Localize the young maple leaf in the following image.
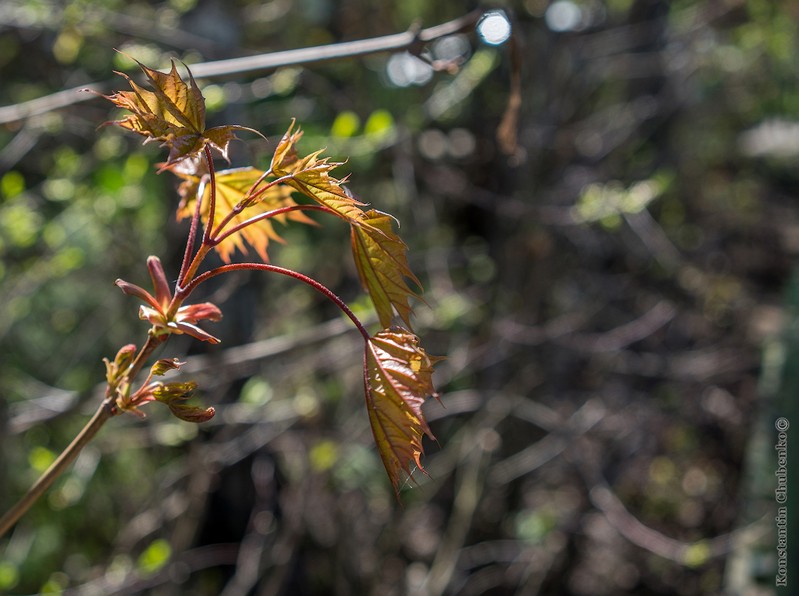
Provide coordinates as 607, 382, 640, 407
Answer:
270, 118, 303, 177
101, 57, 254, 169
352, 210, 422, 329
175, 166, 315, 262
115, 256, 222, 343
364, 327, 441, 496
270, 120, 368, 225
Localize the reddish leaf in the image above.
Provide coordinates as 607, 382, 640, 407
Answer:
116, 255, 223, 343
270, 121, 367, 224
176, 166, 315, 262
364, 327, 441, 495
167, 403, 216, 423
102, 58, 250, 168
352, 210, 422, 329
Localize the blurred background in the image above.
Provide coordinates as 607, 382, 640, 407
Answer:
0, 1, 796, 594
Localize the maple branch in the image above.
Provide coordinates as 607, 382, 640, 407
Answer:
211, 204, 332, 246
0, 331, 170, 539
125, 333, 170, 388
183, 263, 371, 342
0, 397, 116, 539
0, 9, 485, 125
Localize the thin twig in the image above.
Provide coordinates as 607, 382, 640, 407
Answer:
0, 332, 166, 538
186, 10, 484, 78
586, 476, 766, 565
0, 10, 484, 125
0, 398, 117, 538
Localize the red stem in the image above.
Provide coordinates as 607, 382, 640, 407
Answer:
208, 172, 297, 239
178, 172, 205, 287
202, 145, 217, 246
183, 263, 370, 342
211, 204, 332, 246
178, 145, 216, 289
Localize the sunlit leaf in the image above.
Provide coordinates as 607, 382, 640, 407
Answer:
352, 210, 422, 328
176, 166, 315, 262
364, 327, 441, 495
270, 118, 303, 177
101, 58, 252, 168
271, 120, 367, 224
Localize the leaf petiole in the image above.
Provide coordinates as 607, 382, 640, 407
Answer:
211, 204, 331, 247
183, 262, 371, 342
201, 145, 217, 246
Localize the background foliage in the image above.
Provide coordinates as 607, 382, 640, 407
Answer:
0, 0, 795, 594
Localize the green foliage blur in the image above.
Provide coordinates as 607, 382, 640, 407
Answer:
1, 0, 796, 594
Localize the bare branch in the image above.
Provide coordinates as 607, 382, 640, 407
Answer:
0, 10, 484, 125
0, 398, 116, 538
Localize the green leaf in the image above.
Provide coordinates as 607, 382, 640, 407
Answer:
137, 538, 172, 576
152, 381, 197, 402
151, 381, 215, 423
331, 111, 361, 138
351, 210, 422, 328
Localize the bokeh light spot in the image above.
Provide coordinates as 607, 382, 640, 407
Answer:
478, 11, 512, 46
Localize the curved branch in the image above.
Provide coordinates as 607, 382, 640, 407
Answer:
587, 478, 753, 564
0, 10, 485, 125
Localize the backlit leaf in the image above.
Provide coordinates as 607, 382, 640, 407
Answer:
102, 58, 250, 168
352, 210, 422, 328
270, 118, 303, 177
271, 121, 367, 224
176, 166, 315, 262
364, 327, 441, 495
